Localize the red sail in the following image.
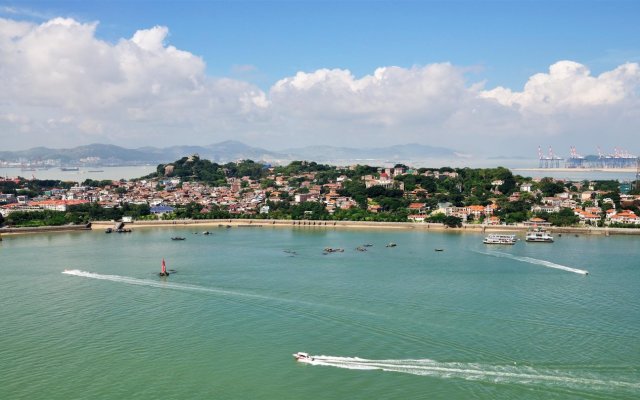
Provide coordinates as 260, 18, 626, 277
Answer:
161, 258, 166, 274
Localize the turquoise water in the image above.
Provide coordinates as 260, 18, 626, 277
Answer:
1, 227, 639, 399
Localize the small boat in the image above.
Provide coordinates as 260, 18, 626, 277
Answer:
386, 242, 397, 247
434, 248, 444, 252
483, 234, 517, 245
293, 352, 314, 362
159, 258, 170, 277
171, 237, 186, 241
202, 231, 211, 235
356, 246, 367, 252
362, 244, 373, 247
105, 228, 113, 233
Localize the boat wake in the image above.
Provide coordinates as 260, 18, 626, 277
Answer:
302, 355, 639, 393
62, 269, 293, 300
61, 270, 378, 317
474, 251, 589, 275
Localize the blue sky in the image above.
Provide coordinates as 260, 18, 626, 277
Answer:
5, 0, 639, 89
0, 0, 640, 156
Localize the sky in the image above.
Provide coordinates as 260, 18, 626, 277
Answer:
1, 0, 639, 158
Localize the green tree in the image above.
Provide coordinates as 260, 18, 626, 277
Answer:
537, 178, 565, 197
443, 216, 462, 228
548, 207, 580, 226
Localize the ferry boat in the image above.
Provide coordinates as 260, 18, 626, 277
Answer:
483, 234, 517, 245
525, 228, 554, 243
293, 352, 314, 362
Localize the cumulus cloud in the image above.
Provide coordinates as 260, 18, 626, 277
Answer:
480, 61, 640, 113
0, 17, 268, 148
0, 16, 639, 156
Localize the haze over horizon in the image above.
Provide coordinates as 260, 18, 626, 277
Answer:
1, 1, 639, 159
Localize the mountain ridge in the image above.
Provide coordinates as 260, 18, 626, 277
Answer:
1, 141, 461, 165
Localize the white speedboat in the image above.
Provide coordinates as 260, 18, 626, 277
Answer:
483, 234, 517, 245
293, 352, 314, 362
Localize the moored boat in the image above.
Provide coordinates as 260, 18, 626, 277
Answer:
483, 234, 517, 245
525, 228, 554, 243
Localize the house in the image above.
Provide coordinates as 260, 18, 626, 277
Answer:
532, 204, 560, 213
468, 205, 485, 218
408, 214, 426, 222
295, 193, 313, 203
523, 217, 551, 227
520, 183, 533, 192
150, 205, 175, 216
607, 210, 640, 225
407, 202, 428, 214
574, 209, 600, 225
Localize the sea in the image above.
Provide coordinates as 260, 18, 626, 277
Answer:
1, 164, 637, 183
1, 227, 638, 399
0, 166, 157, 182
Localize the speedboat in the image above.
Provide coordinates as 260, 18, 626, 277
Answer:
293, 352, 314, 362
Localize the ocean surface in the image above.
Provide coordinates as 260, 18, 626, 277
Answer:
513, 169, 637, 182
1, 227, 639, 399
2, 165, 637, 183
0, 166, 157, 181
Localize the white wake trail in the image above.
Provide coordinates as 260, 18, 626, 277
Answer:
61, 270, 378, 316
62, 269, 272, 299
475, 251, 589, 275
304, 356, 639, 392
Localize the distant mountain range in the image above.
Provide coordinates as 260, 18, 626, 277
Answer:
0, 141, 461, 165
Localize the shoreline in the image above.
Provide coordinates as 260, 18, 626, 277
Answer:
0, 224, 91, 236
89, 219, 640, 236
2, 219, 639, 237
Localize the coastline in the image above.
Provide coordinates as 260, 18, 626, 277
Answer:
0, 224, 91, 236
2, 219, 639, 237
89, 219, 640, 236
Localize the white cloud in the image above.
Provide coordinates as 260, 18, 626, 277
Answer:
0, 16, 638, 157
480, 60, 640, 113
